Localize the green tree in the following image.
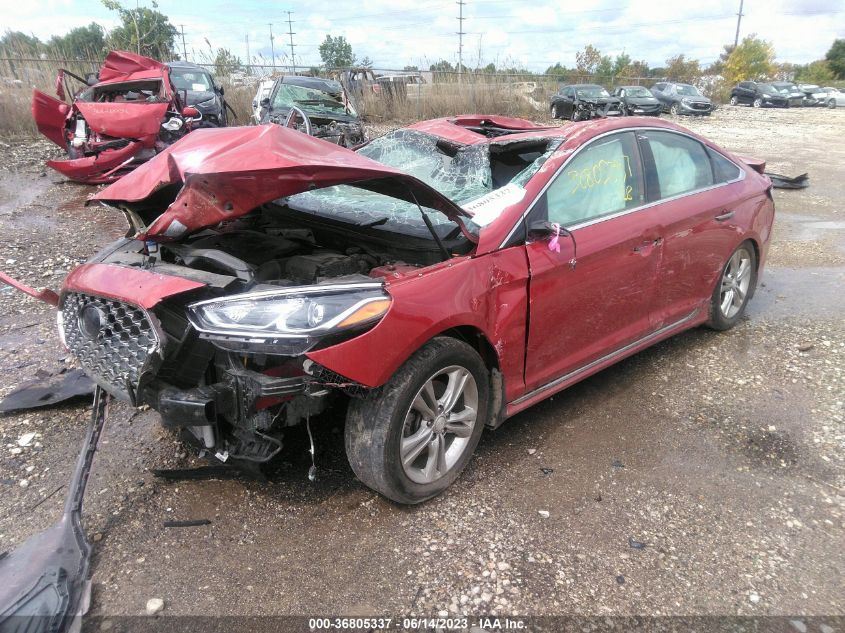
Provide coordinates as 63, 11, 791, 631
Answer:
360, 56, 374, 69
483, 62, 496, 74
795, 60, 835, 84
319, 35, 354, 68
213, 48, 241, 76
48, 23, 105, 59
825, 39, 845, 79
665, 54, 701, 82
102, 0, 177, 60
575, 44, 602, 73
0, 30, 41, 55
723, 34, 775, 83
612, 53, 631, 77
545, 62, 568, 77
595, 55, 614, 79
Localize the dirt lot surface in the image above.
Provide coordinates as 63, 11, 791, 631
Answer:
0, 107, 842, 625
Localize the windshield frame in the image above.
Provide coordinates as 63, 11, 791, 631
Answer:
270, 82, 350, 117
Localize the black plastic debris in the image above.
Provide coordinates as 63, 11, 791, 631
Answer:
162, 519, 211, 528
0, 368, 94, 413
611, 459, 625, 469
0, 389, 108, 633
616, 575, 626, 585
765, 172, 809, 189
152, 466, 245, 481
540, 468, 554, 477
628, 537, 647, 550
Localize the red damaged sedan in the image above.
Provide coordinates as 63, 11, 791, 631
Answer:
32, 50, 199, 184
10, 115, 774, 503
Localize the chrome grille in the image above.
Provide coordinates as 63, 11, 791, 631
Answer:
61, 292, 160, 400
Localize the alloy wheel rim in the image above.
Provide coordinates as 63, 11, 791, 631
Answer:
719, 247, 752, 319
400, 365, 479, 484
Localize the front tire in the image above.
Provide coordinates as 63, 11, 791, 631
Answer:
829, 99, 837, 109
729, 95, 739, 106
707, 242, 757, 331
753, 98, 763, 108
670, 102, 681, 115
345, 337, 490, 504
551, 103, 560, 119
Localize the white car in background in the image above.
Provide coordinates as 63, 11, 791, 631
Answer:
821, 87, 845, 109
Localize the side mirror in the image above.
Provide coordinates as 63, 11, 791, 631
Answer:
218, 85, 225, 96
527, 220, 566, 240
182, 106, 200, 118
260, 97, 271, 107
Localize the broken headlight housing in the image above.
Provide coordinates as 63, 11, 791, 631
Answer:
187, 282, 391, 355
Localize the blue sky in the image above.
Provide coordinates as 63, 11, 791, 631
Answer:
4, 0, 843, 71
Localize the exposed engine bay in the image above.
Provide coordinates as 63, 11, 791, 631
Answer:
63, 204, 453, 465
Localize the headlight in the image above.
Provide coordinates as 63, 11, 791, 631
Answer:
187, 283, 391, 355
161, 117, 183, 131
681, 97, 691, 104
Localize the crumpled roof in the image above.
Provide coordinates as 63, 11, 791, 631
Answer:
91, 124, 470, 240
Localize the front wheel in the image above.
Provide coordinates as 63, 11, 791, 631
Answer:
707, 242, 757, 331
829, 99, 837, 109
551, 103, 560, 119
670, 102, 681, 115
753, 98, 763, 108
345, 337, 490, 504
729, 95, 739, 106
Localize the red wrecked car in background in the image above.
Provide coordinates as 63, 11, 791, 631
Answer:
31, 50, 200, 184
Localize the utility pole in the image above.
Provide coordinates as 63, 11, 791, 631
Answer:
269, 23, 276, 71
179, 25, 188, 61
286, 11, 297, 74
245, 34, 250, 75
733, 0, 744, 48
457, 0, 466, 83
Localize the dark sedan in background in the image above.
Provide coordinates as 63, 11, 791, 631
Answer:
652, 82, 712, 115
612, 85, 661, 116
730, 81, 790, 108
770, 81, 807, 107
550, 84, 623, 121
167, 61, 229, 127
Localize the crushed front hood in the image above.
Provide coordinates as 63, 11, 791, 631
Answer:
97, 50, 167, 84
74, 102, 169, 140
91, 124, 471, 241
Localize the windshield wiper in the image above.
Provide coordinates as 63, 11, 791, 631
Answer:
359, 217, 389, 228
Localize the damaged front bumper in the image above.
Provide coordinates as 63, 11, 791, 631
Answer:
0, 389, 108, 633
46, 141, 149, 185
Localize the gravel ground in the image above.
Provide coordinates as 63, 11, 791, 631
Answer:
0, 107, 842, 625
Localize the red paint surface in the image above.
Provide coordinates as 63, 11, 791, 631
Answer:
0, 272, 59, 307
62, 264, 204, 310
46, 141, 143, 185
96, 50, 167, 84
31, 90, 70, 148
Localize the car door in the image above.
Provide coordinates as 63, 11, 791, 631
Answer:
636, 130, 744, 326
559, 87, 575, 118
522, 131, 661, 392
738, 82, 752, 103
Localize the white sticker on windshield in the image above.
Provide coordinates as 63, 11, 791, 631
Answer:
462, 183, 526, 227
192, 83, 206, 91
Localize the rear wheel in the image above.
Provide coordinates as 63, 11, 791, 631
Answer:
345, 337, 489, 504
707, 242, 757, 331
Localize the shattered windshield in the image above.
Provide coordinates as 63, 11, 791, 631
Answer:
675, 84, 703, 97
759, 84, 777, 94
271, 83, 348, 117
284, 130, 559, 240
576, 86, 610, 99
773, 83, 797, 93
625, 87, 653, 98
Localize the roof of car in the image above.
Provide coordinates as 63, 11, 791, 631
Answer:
565, 84, 604, 88
166, 61, 211, 73
406, 115, 558, 145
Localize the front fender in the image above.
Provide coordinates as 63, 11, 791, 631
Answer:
306, 248, 530, 401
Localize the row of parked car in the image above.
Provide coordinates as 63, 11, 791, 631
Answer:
550, 82, 713, 120
729, 81, 845, 108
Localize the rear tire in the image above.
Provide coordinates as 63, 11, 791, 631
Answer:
706, 241, 757, 331
345, 337, 490, 504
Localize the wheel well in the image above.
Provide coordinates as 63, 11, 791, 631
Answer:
744, 237, 761, 272
438, 326, 500, 370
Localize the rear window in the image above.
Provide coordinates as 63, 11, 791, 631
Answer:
708, 148, 742, 183
645, 131, 713, 198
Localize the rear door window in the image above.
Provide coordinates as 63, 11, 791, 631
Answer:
707, 148, 742, 183
642, 131, 714, 199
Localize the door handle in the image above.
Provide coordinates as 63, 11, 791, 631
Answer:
715, 210, 735, 222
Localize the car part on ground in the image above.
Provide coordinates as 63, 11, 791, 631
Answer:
31, 50, 198, 184
0, 368, 94, 412
0, 388, 107, 633
0, 115, 774, 505
651, 82, 712, 115
550, 84, 623, 121
259, 77, 365, 147
612, 86, 661, 116
167, 60, 231, 127
766, 172, 809, 189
